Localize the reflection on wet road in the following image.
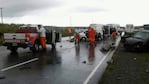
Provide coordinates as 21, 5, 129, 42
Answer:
88, 46, 95, 65
0, 40, 111, 84
75, 44, 80, 57
38, 48, 61, 65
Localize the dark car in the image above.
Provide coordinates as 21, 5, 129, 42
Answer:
124, 30, 149, 51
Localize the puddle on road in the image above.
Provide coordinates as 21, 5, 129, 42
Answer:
88, 46, 95, 65
0, 72, 5, 79
38, 49, 62, 65
19, 66, 32, 70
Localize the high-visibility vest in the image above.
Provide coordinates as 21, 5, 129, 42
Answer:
112, 31, 117, 40
68, 28, 72, 33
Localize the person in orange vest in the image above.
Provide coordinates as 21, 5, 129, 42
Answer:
112, 28, 117, 40
74, 33, 80, 44
87, 27, 96, 46
111, 28, 117, 45
37, 25, 46, 50
68, 28, 72, 33
68, 28, 72, 40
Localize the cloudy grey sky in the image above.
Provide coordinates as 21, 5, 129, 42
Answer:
1, 0, 149, 26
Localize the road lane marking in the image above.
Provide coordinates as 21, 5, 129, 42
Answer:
0, 58, 39, 72
83, 50, 112, 84
83, 37, 121, 84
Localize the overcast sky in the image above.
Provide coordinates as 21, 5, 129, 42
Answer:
1, 0, 149, 26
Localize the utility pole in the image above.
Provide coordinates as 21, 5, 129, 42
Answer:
0, 8, 3, 24
92, 17, 94, 24
69, 16, 72, 26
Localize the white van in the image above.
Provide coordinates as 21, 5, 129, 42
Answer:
102, 24, 119, 39
90, 24, 104, 40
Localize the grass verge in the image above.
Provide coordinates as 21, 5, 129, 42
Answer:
99, 43, 149, 84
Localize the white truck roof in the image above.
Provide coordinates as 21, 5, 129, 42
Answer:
90, 24, 104, 34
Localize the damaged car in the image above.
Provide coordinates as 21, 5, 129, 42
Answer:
124, 30, 149, 51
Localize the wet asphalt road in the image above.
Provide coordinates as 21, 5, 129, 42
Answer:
0, 37, 119, 84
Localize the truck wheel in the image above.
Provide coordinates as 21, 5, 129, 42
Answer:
133, 43, 143, 51
10, 46, 18, 53
81, 37, 86, 41
31, 41, 40, 52
52, 43, 56, 49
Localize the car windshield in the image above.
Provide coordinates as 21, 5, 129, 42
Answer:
133, 31, 149, 40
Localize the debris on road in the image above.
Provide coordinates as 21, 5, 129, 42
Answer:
133, 58, 137, 61
145, 65, 149, 73
0, 76, 5, 79
107, 59, 113, 64
145, 69, 149, 73
82, 61, 86, 64
60, 45, 62, 48
116, 76, 122, 80
0, 72, 5, 79
19, 66, 31, 70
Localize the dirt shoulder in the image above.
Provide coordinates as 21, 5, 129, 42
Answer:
99, 42, 149, 84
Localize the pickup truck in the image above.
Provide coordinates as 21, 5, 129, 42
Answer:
2, 25, 61, 53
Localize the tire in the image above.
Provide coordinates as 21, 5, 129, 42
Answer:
10, 46, 18, 53
81, 37, 87, 41
133, 43, 143, 51
31, 40, 40, 52
51, 43, 56, 49
97, 33, 102, 41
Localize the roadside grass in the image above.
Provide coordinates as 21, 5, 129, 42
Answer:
99, 43, 149, 84
0, 37, 2, 46
136, 53, 149, 84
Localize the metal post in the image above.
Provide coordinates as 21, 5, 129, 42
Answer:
0, 8, 3, 24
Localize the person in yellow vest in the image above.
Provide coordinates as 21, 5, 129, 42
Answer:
37, 25, 46, 50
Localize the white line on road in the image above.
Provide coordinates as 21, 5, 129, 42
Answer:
83, 37, 121, 84
83, 50, 112, 84
0, 58, 39, 72
0, 37, 71, 72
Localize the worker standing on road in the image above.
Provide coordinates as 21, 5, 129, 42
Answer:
74, 33, 80, 44
68, 28, 72, 40
38, 25, 46, 50
87, 27, 96, 46
111, 28, 117, 45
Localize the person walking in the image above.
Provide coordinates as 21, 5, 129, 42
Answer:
68, 28, 72, 40
87, 27, 96, 46
37, 25, 46, 50
111, 28, 117, 45
74, 32, 80, 44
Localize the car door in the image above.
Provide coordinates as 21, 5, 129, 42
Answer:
144, 32, 149, 48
